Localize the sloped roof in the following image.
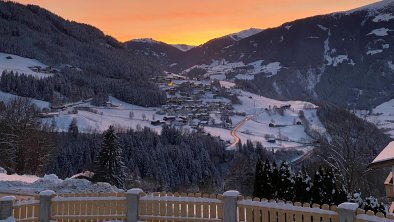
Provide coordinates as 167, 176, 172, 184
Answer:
369, 141, 394, 169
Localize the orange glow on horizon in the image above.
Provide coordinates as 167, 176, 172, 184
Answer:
15, 0, 378, 45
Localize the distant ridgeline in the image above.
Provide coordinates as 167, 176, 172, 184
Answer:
126, 1, 394, 110
0, 1, 166, 107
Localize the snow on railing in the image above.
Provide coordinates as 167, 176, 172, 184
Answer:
237, 196, 338, 222
52, 196, 126, 202
356, 208, 394, 222
13, 199, 39, 207
139, 192, 224, 221
238, 198, 338, 215
12, 197, 40, 221
140, 193, 221, 203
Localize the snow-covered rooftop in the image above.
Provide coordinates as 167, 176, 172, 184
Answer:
370, 141, 394, 168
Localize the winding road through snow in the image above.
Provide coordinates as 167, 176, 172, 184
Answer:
227, 115, 254, 150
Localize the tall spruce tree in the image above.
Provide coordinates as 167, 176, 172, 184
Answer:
253, 160, 264, 198
68, 118, 79, 138
311, 167, 324, 204
93, 125, 126, 189
278, 162, 294, 200
293, 171, 312, 203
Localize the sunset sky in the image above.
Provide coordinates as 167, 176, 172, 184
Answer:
16, 0, 378, 45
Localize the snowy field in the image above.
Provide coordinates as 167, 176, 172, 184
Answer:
206, 86, 324, 150
44, 97, 164, 133
357, 99, 394, 138
183, 59, 283, 80
0, 91, 49, 109
0, 52, 53, 78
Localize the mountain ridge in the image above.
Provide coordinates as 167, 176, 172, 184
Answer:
139, 0, 394, 109
0, 1, 166, 106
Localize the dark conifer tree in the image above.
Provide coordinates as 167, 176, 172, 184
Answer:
311, 167, 324, 204
294, 171, 311, 203
278, 161, 294, 200
68, 118, 79, 138
270, 162, 280, 199
262, 160, 274, 199
93, 125, 126, 189
253, 160, 264, 198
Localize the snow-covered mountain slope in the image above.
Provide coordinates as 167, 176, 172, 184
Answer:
357, 98, 394, 138
0, 53, 53, 78
228, 28, 263, 41
172, 44, 195, 52
0, 91, 49, 109
174, 0, 394, 109
182, 59, 282, 80
344, 0, 394, 14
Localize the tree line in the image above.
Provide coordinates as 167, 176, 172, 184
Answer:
0, 71, 166, 107
0, 1, 167, 107
253, 160, 385, 214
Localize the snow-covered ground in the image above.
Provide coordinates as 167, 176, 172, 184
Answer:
0, 91, 49, 110
356, 99, 394, 138
0, 172, 120, 194
183, 59, 283, 80
0, 52, 53, 78
205, 86, 324, 150
43, 97, 163, 133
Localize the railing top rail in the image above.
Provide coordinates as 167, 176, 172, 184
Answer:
357, 213, 393, 222
13, 199, 39, 207
238, 199, 338, 216
140, 194, 222, 203
52, 196, 126, 202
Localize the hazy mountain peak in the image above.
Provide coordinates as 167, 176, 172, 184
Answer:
131, 38, 160, 44
172, 44, 195, 52
228, 28, 263, 41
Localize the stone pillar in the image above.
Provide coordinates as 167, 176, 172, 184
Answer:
337, 202, 358, 222
39, 190, 55, 222
223, 190, 239, 222
127, 188, 143, 222
0, 196, 16, 220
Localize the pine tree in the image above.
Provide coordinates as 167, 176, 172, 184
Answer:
321, 168, 336, 204
278, 161, 294, 201
93, 125, 126, 189
68, 117, 79, 138
262, 160, 274, 199
311, 167, 324, 204
253, 160, 264, 198
294, 171, 311, 203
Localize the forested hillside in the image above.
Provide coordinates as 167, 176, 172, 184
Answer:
0, 1, 165, 106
